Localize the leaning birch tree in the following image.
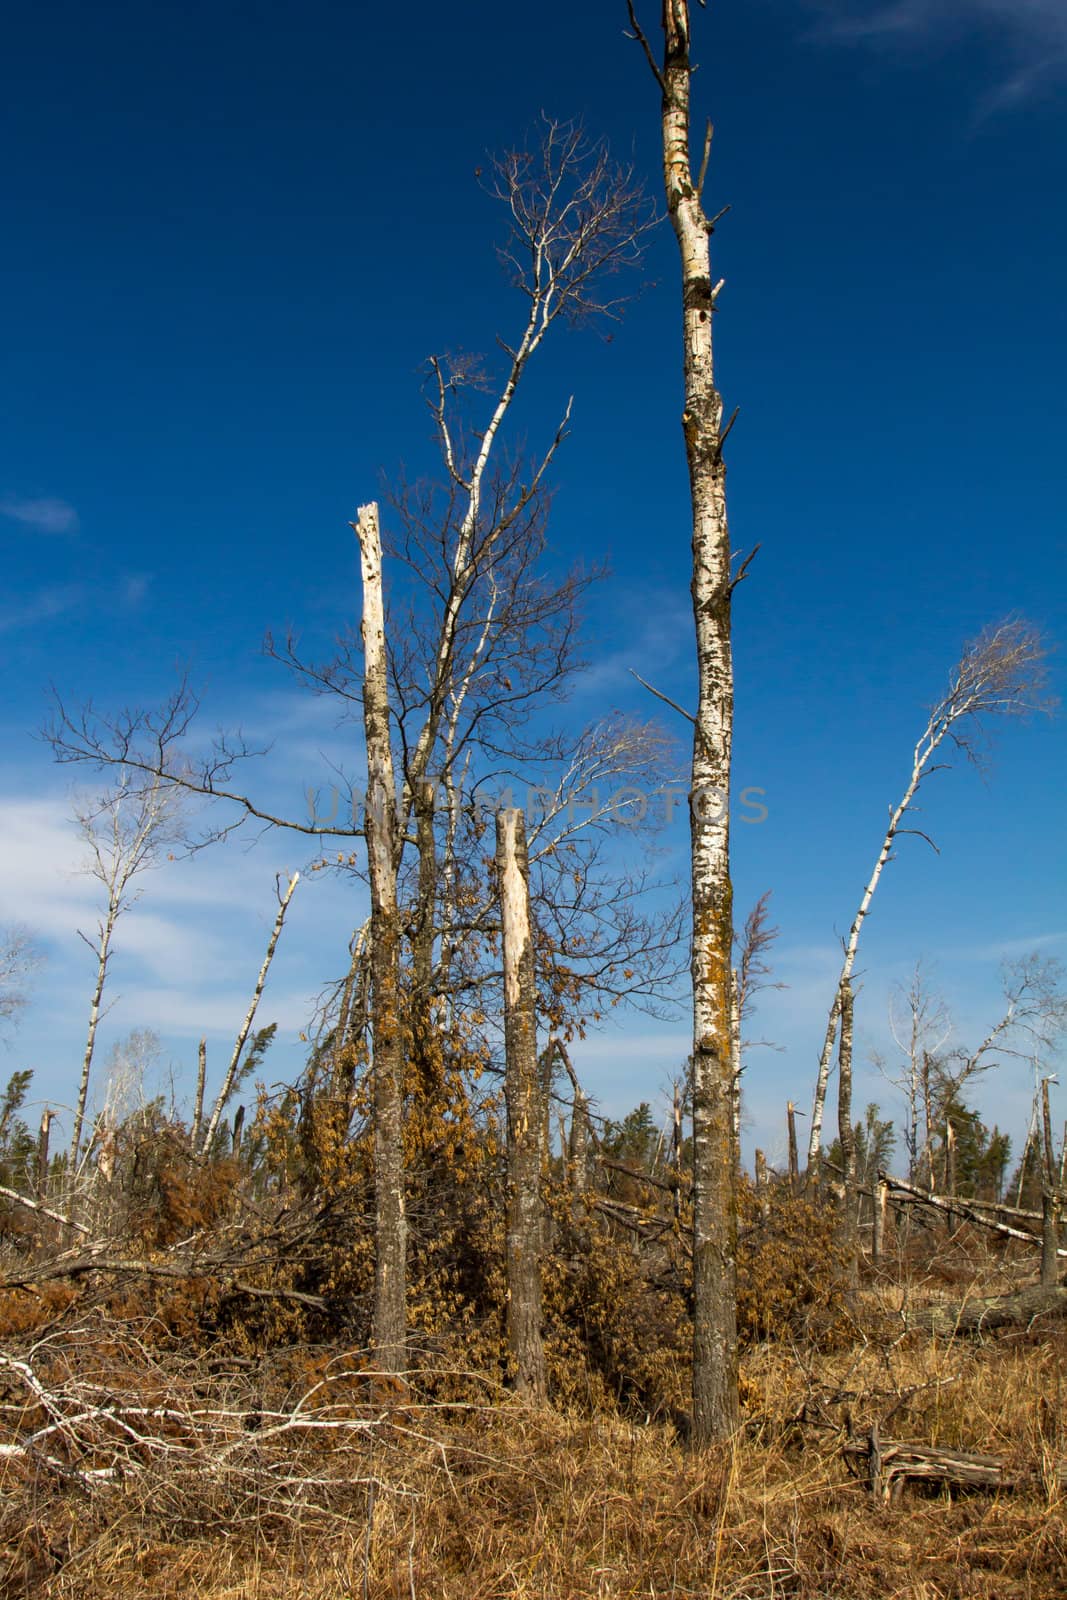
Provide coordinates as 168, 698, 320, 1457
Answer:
627, 0, 746, 1443
806, 618, 1049, 1177
198, 870, 300, 1156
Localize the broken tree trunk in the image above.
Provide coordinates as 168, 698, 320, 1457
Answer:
844, 1427, 1067, 1501
882, 1170, 1067, 1257
1040, 1077, 1062, 1287
787, 1102, 799, 1193
496, 807, 546, 1403
356, 501, 407, 1374
836, 978, 858, 1279
909, 1283, 1067, 1338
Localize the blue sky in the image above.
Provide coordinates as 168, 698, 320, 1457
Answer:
2, 0, 1065, 1167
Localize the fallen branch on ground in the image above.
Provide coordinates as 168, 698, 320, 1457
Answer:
844, 1425, 1067, 1502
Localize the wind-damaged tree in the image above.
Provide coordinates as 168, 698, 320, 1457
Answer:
46, 120, 666, 1369
835, 977, 858, 1278
199, 870, 299, 1157
807, 618, 1050, 1180
627, 0, 752, 1443
496, 807, 546, 1401
69, 771, 179, 1168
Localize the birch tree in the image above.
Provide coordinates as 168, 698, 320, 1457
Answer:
806, 619, 1049, 1177
627, 0, 749, 1443
355, 501, 407, 1372
70, 772, 178, 1167
273, 118, 657, 1028
199, 871, 300, 1156
45, 122, 665, 1362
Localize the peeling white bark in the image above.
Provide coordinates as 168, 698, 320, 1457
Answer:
632, 0, 739, 1443
199, 872, 299, 1157
355, 501, 407, 1372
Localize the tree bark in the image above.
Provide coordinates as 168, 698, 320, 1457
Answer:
754, 1148, 769, 1222
191, 1038, 207, 1148
496, 808, 546, 1402
787, 1101, 799, 1193
836, 978, 858, 1279
356, 501, 407, 1373
641, 0, 739, 1445
411, 778, 440, 1089
199, 872, 299, 1156
910, 1283, 1067, 1338
71, 918, 114, 1167
1038, 1078, 1061, 1282
36, 1110, 54, 1207
872, 1177, 888, 1265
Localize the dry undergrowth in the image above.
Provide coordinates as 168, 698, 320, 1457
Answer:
1, 1291, 1063, 1600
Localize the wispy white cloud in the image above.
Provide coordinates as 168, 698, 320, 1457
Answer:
0, 494, 80, 536
119, 573, 151, 609
0, 584, 84, 635
808, 0, 1067, 107
0, 572, 154, 636
944, 929, 1067, 963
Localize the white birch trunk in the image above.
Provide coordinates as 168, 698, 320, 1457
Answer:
644, 0, 739, 1443
355, 502, 407, 1372
199, 872, 299, 1156
191, 1037, 207, 1148
71, 917, 115, 1166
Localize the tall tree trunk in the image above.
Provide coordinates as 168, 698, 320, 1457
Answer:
356, 501, 407, 1373
411, 778, 439, 1088
496, 807, 546, 1402
71, 918, 114, 1167
632, 0, 739, 1443
836, 978, 858, 1280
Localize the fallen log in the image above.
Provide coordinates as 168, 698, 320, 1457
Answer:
879, 1170, 1067, 1256
908, 1283, 1067, 1338
844, 1426, 1067, 1502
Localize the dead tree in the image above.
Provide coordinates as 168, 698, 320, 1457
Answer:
786, 1101, 800, 1193
807, 619, 1049, 1175
627, 0, 746, 1443
1041, 1075, 1061, 1287
836, 977, 858, 1276
357, 502, 407, 1373
199, 872, 299, 1156
70, 772, 178, 1167
496, 808, 546, 1401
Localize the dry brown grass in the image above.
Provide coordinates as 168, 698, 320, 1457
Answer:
2, 1289, 1064, 1600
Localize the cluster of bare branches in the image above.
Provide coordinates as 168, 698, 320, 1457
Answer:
0, 927, 41, 1029
0, 1325, 473, 1517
